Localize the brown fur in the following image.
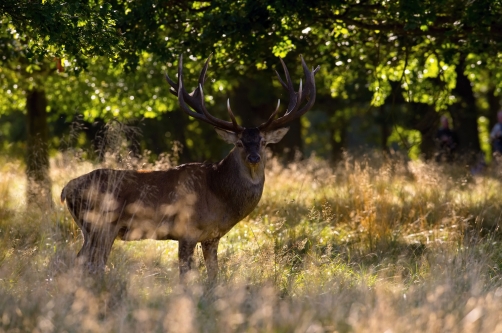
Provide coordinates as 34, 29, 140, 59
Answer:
62, 54, 317, 282
62, 129, 283, 282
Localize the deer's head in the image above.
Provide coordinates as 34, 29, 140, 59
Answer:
165, 54, 319, 172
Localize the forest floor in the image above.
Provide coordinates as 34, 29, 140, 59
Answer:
1, 152, 502, 332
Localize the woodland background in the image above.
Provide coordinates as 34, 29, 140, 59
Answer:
3, 2, 502, 332
1, 0, 501, 205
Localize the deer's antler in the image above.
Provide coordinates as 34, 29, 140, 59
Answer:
166, 54, 244, 132
258, 55, 320, 131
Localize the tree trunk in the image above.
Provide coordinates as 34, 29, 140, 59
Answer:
449, 56, 481, 159
378, 106, 391, 152
165, 109, 192, 163
330, 119, 348, 162
26, 89, 52, 208
410, 103, 439, 160
487, 85, 500, 132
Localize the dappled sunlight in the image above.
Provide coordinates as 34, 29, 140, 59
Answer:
2, 154, 502, 331
0, 158, 27, 213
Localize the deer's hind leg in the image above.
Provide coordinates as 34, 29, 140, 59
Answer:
68, 191, 121, 274
77, 222, 118, 274
178, 239, 198, 283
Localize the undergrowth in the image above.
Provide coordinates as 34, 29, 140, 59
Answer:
1, 151, 502, 332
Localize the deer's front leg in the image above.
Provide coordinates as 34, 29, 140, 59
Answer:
178, 239, 197, 282
202, 238, 220, 283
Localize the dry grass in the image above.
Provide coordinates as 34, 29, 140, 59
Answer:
1, 151, 502, 332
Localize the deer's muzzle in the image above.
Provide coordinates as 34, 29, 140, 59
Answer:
247, 154, 261, 164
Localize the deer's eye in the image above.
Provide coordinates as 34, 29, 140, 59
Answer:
236, 141, 243, 148
261, 140, 266, 146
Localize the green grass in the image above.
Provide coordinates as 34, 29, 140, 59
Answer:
1, 153, 502, 332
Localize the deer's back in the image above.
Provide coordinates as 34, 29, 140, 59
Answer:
62, 166, 232, 242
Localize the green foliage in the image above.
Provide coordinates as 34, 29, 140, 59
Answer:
387, 126, 422, 159
478, 116, 492, 161
1, 0, 502, 160
1, 0, 122, 70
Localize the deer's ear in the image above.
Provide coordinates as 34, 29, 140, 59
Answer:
215, 128, 239, 144
263, 127, 289, 144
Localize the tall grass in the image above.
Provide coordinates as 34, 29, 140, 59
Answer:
1, 151, 502, 332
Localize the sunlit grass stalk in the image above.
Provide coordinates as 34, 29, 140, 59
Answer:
1, 151, 502, 332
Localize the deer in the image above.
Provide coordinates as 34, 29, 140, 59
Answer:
61, 54, 319, 282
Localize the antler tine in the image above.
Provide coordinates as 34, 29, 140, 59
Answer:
165, 73, 178, 97
197, 84, 243, 131
278, 55, 316, 125
313, 65, 321, 75
274, 59, 289, 90
258, 57, 300, 131
165, 54, 243, 132
197, 53, 212, 86
258, 55, 318, 131
175, 55, 209, 122
299, 55, 314, 105
278, 57, 299, 115
256, 99, 281, 130
227, 99, 240, 129
194, 53, 244, 130
285, 78, 302, 116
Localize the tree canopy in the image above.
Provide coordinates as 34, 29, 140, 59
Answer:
1, 0, 502, 179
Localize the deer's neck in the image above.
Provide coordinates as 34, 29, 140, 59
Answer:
208, 150, 265, 220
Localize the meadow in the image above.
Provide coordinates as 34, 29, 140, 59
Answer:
1, 150, 502, 333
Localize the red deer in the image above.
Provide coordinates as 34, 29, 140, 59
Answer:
61, 54, 319, 282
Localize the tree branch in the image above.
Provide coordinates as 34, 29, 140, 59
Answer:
324, 12, 502, 38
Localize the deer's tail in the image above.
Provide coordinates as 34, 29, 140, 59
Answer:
60, 185, 68, 204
